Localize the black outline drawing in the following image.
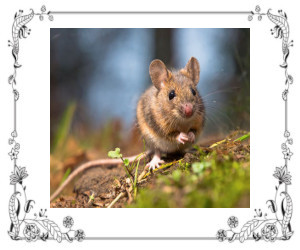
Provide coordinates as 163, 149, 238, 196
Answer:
7, 5, 85, 243
6, 4, 293, 242
217, 5, 294, 243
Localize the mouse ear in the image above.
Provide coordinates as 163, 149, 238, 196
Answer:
181, 57, 200, 85
149, 59, 171, 90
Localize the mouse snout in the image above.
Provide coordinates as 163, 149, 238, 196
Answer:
182, 103, 194, 117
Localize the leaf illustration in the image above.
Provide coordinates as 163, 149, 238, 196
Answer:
8, 192, 21, 239
24, 200, 35, 213
281, 192, 293, 238
266, 199, 277, 213
63, 232, 73, 242
228, 233, 238, 243
42, 219, 62, 242
239, 219, 259, 243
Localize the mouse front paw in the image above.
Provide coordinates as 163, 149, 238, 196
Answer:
188, 131, 195, 143
176, 132, 189, 144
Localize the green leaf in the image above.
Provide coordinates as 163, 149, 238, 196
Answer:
192, 162, 211, 175
234, 133, 250, 142
124, 158, 129, 166
108, 148, 122, 159
51, 102, 76, 153
60, 168, 71, 185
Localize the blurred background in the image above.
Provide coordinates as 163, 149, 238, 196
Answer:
50, 28, 249, 191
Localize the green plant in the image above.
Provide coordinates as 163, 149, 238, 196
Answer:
108, 148, 144, 199
51, 102, 76, 154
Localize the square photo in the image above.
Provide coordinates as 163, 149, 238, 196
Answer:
50, 28, 250, 208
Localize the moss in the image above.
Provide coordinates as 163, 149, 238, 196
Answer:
128, 132, 250, 208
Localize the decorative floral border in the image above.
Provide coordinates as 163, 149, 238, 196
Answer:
7, 6, 85, 242
217, 6, 294, 243
6, 5, 293, 242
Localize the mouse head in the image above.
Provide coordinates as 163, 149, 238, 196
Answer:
149, 57, 204, 120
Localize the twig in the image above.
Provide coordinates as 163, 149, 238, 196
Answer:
107, 192, 125, 208
50, 151, 150, 202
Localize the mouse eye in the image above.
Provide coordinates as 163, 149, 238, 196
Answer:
191, 87, 196, 96
169, 90, 176, 100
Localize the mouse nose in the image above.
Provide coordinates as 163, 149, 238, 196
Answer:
182, 103, 194, 117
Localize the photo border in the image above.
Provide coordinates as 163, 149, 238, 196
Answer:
7, 5, 294, 243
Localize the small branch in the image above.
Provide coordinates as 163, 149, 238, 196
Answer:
107, 192, 125, 208
50, 151, 150, 202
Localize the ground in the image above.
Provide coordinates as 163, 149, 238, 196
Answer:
50, 131, 250, 208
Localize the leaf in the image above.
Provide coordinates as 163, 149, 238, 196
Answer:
51, 102, 76, 153
252, 232, 261, 241
239, 219, 259, 243
281, 192, 293, 238
24, 200, 35, 213
8, 192, 21, 238
60, 168, 71, 185
108, 148, 122, 159
123, 158, 129, 166
40, 232, 49, 241
8, 75, 16, 85
234, 133, 250, 142
228, 233, 238, 243
63, 232, 73, 242
42, 219, 62, 242
266, 200, 277, 213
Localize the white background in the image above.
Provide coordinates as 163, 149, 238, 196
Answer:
0, 0, 299, 249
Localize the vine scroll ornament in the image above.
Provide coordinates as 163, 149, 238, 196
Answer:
217, 6, 294, 243
7, 6, 85, 242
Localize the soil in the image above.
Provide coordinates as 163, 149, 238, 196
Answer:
50, 132, 250, 208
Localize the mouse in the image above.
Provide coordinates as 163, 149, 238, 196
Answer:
136, 57, 205, 170
50, 57, 205, 202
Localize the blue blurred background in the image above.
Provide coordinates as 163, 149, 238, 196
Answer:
50, 28, 249, 153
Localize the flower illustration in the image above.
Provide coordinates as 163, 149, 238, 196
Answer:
8, 148, 19, 160
273, 166, 291, 185
48, 15, 54, 21
284, 130, 290, 138
41, 5, 46, 12
11, 130, 17, 138
63, 216, 74, 228
10, 166, 28, 185
282, 148, 293, 160
216, 229, 227, 242
255, 5, 261, 13
261, 223, 278, 242
74, 229, 85, 242
227, 216, 238, 228
258, 15, 262, 21
23, 223, 40, 242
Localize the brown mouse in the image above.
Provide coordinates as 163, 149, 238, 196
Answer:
50, 57, 205, 202
137, 57, 205, 170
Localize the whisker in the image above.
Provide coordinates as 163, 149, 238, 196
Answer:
205, 106, 235, 128
201, 86, 241, 100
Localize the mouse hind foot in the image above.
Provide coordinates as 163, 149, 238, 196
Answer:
146, 150, 165, 171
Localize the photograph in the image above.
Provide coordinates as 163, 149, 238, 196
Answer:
50, 28, 250, 208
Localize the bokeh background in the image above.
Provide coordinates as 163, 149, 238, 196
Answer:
50, 28, 250, 192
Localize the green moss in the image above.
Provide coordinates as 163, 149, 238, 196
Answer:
128, 135, 250, 208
